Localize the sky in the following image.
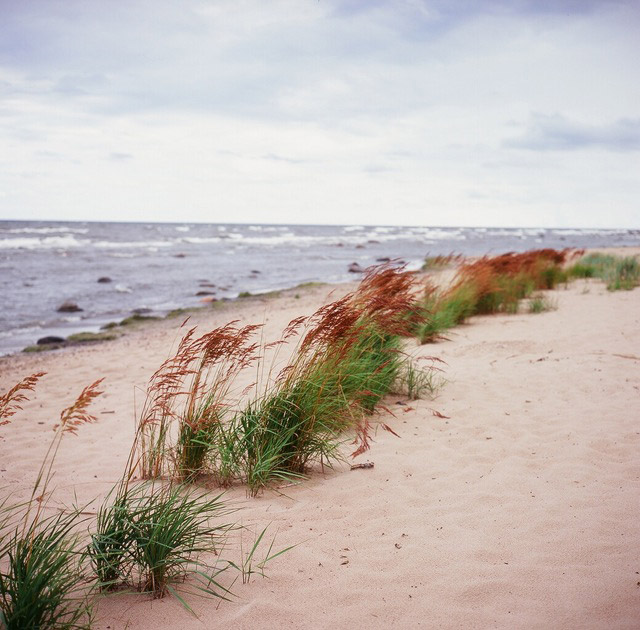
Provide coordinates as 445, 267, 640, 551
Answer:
0, 0, 639, 228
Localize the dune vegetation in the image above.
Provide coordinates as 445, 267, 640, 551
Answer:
1, 249, 637, 627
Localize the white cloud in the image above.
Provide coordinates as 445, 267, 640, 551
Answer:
0, 0, 639, 227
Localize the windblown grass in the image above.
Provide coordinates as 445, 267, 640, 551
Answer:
567, 252, 639, 291
0, 376, 103, 630
421, 253, 464, 271
136, 321, 260, 481
129, 263, 428, 495
205, 263, 422, 495
416, 249, 573, 344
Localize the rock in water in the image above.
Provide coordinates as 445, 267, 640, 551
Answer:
97, 277, 112, 283
37, 336, 66, 345
57, 301, 83, 313
348, 262, 364, 273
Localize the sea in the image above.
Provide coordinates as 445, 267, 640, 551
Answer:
1, 221, 639, 357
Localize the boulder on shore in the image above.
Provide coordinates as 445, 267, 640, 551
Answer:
37, 336, 66, 345
57, 301, 83, 313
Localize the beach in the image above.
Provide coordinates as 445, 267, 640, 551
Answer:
1, 249, 639, 629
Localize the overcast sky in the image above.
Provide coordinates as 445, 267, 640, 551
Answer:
1, 0, 639, 227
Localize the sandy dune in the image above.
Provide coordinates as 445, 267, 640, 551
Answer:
1, 255, 639, 629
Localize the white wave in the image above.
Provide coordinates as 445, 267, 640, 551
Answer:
343, 225, 365, 232
248, 225, 263, 231
551, 228, 627, 236
181, 236, 223, 244
175, 226, 190, 232
0, 325, 43, 338
93, 240, 173, 249
6, 226, 89, 235
115, 284, 132, 293
0, 235, 84, 249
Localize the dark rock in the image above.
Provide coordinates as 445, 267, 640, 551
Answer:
174, 253, 186, 258
199, 283, 216, 288
57, 301, 83, 313
97, 277, 112, 283
37, 336, 66, 345
376, 257, 391, 263
196, 291, 216, 296
348, 262, 364, 273
132, 308, 152, 315
355, 245, 365, 250
251, 270, 261, 274
367, 240, 380, 244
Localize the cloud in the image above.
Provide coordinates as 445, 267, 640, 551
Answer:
109, 152, 133, 161
0, 0, 639, 227
504, 113, 640, 152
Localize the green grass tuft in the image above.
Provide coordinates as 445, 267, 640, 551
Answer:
527, 294, 557, 314
67, 331, 118, 343
90, 483, 234, 601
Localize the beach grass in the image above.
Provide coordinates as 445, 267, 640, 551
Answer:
0, 376, 103, 630
528, 293, 557, 314
130, 263, 425, 495
394, 358, 445, 400
567, 252, 640, 290
91, 483, 234, 601
415, 249, 573, 344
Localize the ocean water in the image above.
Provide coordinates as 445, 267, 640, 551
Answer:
1, 221, 639, 356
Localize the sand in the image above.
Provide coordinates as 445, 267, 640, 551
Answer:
1, 250, 639, 629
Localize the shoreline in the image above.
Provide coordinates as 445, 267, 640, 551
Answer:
3, 220, 640, 357
1, 247, 639, 628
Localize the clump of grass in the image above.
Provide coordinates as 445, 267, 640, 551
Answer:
67, 331, 118, 343
415, 249, 573, 343
295, 281, 326, 289
0, 376, 103, 630
89, 483, 234, 601
211, 263, 420, 495
421, 253, 463, 271
1, 509, 93, 630
527, 293, 557, 314
119, 313, 159, 327
394, 359, 445, 400
606, 256, 639, 291
567, 252, 639, 291
136, 321, 260, 481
